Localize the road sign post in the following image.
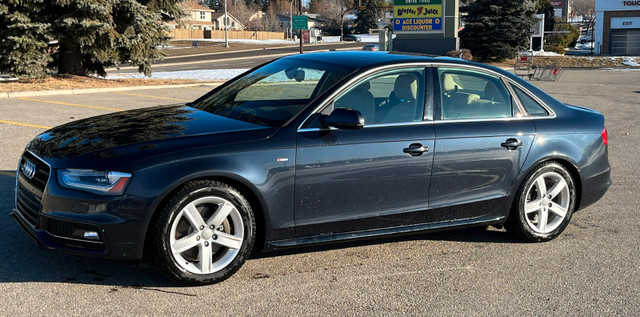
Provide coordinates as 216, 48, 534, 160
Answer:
292, 14, 307, 54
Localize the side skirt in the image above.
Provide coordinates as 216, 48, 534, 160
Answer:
264, 214, 507, 250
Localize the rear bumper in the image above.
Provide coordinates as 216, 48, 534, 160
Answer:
578, 167, 611, 211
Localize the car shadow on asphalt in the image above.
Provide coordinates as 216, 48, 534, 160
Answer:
0, 171, 518, 286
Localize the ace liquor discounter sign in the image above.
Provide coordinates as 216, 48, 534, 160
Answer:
393, 0, 443, 33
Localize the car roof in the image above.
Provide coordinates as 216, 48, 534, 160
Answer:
284, 51, 500, 74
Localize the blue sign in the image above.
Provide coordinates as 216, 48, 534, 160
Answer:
393, 17, 442, 32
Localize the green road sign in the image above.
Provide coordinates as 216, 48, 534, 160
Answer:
292, 15, 308, 30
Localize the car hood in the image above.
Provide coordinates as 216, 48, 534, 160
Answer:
28, 104, 272, 163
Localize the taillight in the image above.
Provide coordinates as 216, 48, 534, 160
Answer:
601, 127, 608, 145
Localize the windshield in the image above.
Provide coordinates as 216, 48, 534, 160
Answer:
191, 57, 354, 126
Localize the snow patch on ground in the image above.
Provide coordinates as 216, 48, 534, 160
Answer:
623, 57, 639, 67
575, 42, 594, 50
520, 50, 562, 57
531, 51, 563, 56
106, 69, 249, 81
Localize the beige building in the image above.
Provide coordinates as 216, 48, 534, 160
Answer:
178, 2, 216, 30
212, 12, 245, 30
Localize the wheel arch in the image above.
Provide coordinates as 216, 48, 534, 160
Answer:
141, 172, 269, 259
513, 155, 583, 213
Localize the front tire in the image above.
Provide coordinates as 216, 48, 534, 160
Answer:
505, 162, 576, 242
154, 180, 255, 285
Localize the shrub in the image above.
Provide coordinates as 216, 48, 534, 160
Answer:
445, 49, 473, 61
546, 22, 580, 49
543, 44, 566, 55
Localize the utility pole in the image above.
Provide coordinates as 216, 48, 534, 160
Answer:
290, 0, 294, 40
224, 0, 229, 48
299, 0, 303, 53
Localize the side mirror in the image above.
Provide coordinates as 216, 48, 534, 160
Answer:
321, 108, 364, 130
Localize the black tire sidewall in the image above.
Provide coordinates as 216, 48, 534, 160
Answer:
510, 162, 576, 242
155, 181, 255, 285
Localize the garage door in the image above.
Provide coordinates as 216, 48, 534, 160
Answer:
611, 29, 640, 55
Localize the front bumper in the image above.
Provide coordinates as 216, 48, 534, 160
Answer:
12, 203, 144, 259
12, 152, 146, 260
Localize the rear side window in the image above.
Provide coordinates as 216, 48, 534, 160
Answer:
511, 85, 549, 116
438, 68, 513, 120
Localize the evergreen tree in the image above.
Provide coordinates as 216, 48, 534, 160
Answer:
460, 0, 537, 61
0, 0, 184, 78
0, 0, 51, 78
352, 0, 385, 34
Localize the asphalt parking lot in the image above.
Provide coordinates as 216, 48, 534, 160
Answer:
0, 69, 638, 316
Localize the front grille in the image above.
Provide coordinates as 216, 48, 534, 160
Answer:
15, 151, 50, 227
19, 151, 50, 191
16, 181, 41, 226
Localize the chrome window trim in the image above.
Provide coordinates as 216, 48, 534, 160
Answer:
501, 76, 528, 116
297, 62, 432, 131
296, 61, 558, 131
432, 115, 555, 125
427, 62, 556, 117
430, 63, 556, 122
298, 120, 434, 133
504, 79, 556, 118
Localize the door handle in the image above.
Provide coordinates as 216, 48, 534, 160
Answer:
403, 143, 429, 156
501, 138, 523, 150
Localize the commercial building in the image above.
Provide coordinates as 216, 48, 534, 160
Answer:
594, 0, 640, 55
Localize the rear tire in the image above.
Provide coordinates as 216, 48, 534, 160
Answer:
505, 162, 576, 242
154, 180, 255, 285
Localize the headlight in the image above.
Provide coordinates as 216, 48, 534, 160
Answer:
58, 169, 132, 195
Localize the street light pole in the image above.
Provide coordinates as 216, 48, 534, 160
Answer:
224, 0, 229, 48
289, 0, 294, 41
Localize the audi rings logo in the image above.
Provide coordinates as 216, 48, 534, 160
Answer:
21, 158, 36, 179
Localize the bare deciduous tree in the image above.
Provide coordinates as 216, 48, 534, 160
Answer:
228, 0, 263, 31
570, 0, 595, 35
570, 0, 595, 21
310, 0, 354, 39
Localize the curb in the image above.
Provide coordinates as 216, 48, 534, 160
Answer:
0, 82, 222, 99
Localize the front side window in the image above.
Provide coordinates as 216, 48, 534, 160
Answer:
200, 11, 206, 20
438, 68, 514, 120
191, 58, 353, 126
330, 68, 426, 125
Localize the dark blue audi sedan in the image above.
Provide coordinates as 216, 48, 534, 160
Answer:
13, 52, 610, 285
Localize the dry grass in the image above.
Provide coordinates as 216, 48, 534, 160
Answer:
0, 75, 202, 93
488, 56, 639, 69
